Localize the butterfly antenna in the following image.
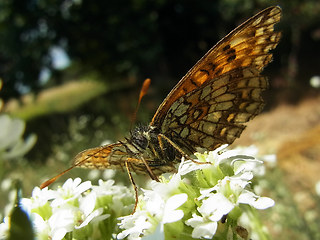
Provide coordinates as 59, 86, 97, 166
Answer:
39, 155, 89, 189
130, 78, 151, 130
40, 158, 88, 189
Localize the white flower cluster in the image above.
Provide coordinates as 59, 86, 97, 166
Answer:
0, 145, 275, 240
118, 145, 275, 240
0, 178, 133, 240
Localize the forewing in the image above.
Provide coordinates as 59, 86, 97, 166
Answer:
151, 6, 281, 126
160, 67, 268, 153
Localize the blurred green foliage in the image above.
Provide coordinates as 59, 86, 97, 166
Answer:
1, 0, 319, 100
8, 80, 110, 120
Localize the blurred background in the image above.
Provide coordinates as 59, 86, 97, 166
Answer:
0, 0, 320, 239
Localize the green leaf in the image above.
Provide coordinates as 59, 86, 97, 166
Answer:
8, 183, 34, 240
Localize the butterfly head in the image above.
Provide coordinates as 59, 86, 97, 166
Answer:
130, 125, 152, 150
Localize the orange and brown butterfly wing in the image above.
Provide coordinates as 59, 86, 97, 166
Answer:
150, 6, 281, 153
40, 143, 129, 189
72, 143, 129, 170
160, 67, 268, 154
151, 6, 281, 126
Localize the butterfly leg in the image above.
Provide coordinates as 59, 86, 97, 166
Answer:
158, 133, 192, 160
122, 139, 160, 182
158, 133, 211, 165
125, 160, 139, 214
139, 156, 159, 182
127, 156, 159, 182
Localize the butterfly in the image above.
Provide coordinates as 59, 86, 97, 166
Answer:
41, 6, 281, 208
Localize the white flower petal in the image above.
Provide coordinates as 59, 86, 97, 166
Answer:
75, 208, 109, 229
61, 178, 91, 197
252, 197, 274, 209
165, 193, 188, 212
162, 194, 187, 224
144, 190, 164, 216
178, 159, 204, 176
198, 187, 216, 200
32, 213, 50, 236
49, 207, 77, 234
228, 175, 251, 190
0, 217, 9, 240
79, 191, 96, 216
21, 187, 57, 213
51, 228, 67, 240
163, 209, 184, 224
238, 191, 274, 209
199, 193, 234, 222
232, 158, 260, 175
192, 221, 217, 239
186, 213, 218, 238
118, 214, 152, 240
150, 174, 181, 199
185, 213, 204, 227
72, 179, 91, 197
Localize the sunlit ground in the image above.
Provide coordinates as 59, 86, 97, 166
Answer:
235, 95, 320, 239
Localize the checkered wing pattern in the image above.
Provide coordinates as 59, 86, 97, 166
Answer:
150, 6, 281, 153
